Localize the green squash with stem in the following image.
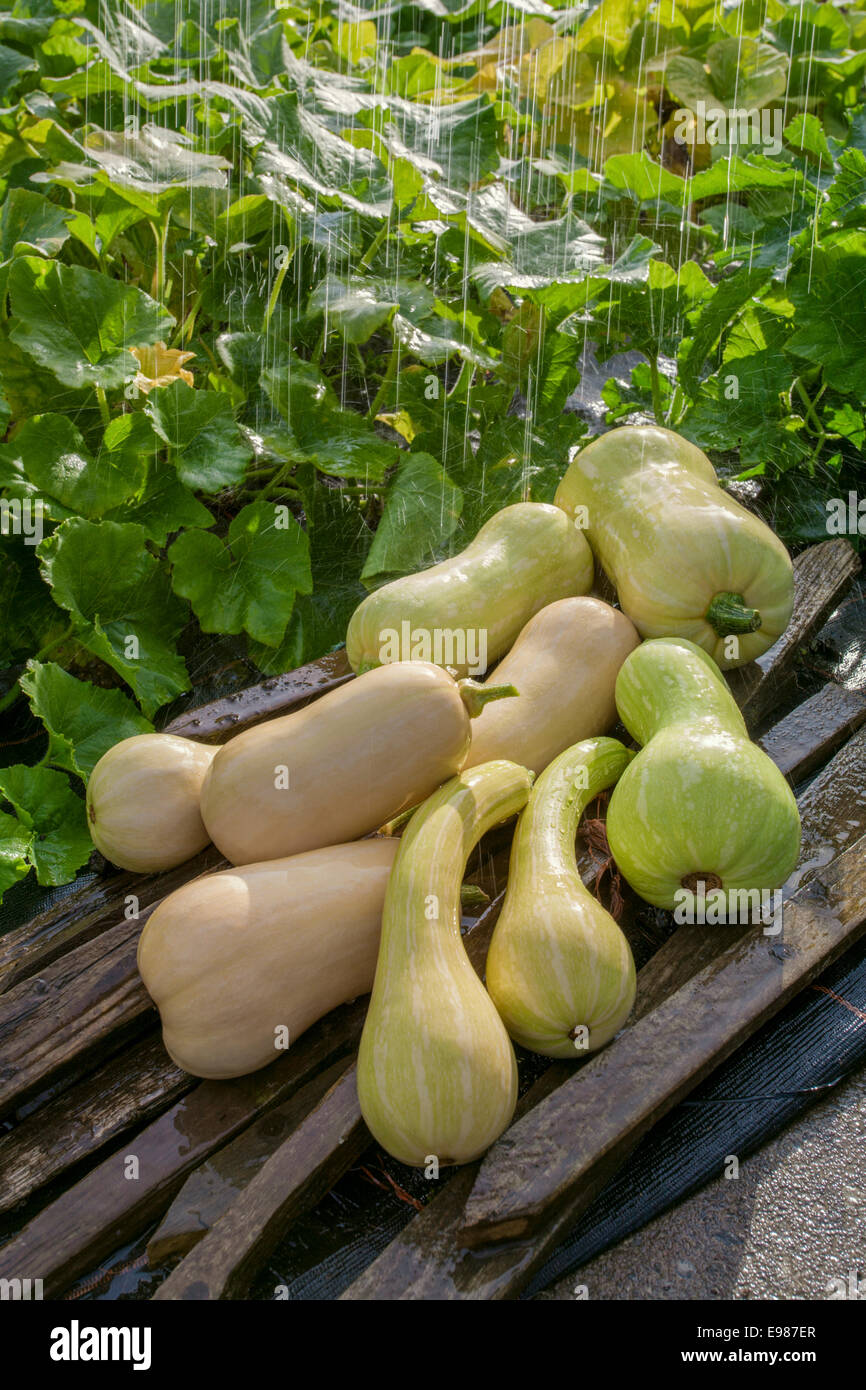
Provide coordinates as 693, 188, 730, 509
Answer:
554, 425, 794, 669
605, 638, 801, 913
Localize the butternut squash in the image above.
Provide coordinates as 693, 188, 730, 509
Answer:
86, 733, 216, 873
346, 502, 593, 678
199, 661, 516, 866
554, 425, 794, 668
463, 597, 640, 774
137, 838, 400, 1079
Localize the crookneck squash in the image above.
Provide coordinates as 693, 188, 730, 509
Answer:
605, 638, 801, 913
486, 737, 636, 1058
345, 502, 593, 678
356, 760, 533, 1167
554, 425, 794, 669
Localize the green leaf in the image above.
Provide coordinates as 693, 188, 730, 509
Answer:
0, 187, 70, 260
0, 765, 93, 887
261, 361, 399, 483
38, 518, 189, 717
146, 380, 253, 492
249, 466, 373, 672
110, 461, 213, 546
602, 153, 687, 205
361, 452, 462, 588
307, 274, 410, 344
35, 123, 231, 200
0, 547, 65, 665
472, 217, 606, 294
0, 413, 150, 518
169, 500, 312, 646
0, 40, 39, 97
8, 257, 173, 391
0, 809, 32, 899
786, 230, 866, 401
20, 660, 153, 781
784, 113, 833, 165
678, 264, 774, 395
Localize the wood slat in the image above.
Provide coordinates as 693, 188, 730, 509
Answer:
0, 915, 154, 1121
0, 1036, 192, 1217
146, 1058, 351, 1266
163, 649, 352, 743
152, 1063, 368, 1300
756, 682, 866, 783
728, 539, 860, 728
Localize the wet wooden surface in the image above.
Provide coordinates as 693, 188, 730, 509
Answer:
0, 1036, 191, 1216
756, 682, 866, 782
164, 649, 352, 743
0, 1001, 367, 1298
0, 914, 155, 1120
146, 1058, 350, 1265
153, 1063, 367, 1300
727, 538, 860, 729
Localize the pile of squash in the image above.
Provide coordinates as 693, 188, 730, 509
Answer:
86, 425, 802, 1168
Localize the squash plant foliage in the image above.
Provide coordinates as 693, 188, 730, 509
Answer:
0, 0, 864, 899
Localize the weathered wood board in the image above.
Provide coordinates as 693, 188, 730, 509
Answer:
153, 1063, 368, 1300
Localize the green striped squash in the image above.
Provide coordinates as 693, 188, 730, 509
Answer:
356, 760, 533, 1168
605, 638, 801, 912
486, 737, 636, 1058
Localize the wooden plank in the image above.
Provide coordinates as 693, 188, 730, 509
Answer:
343, 832, 866, 1298
756, 682, 866, 783
728, 538, 860, 728
152, 1063, 368, 1300
0, 1036, 192, 1217
0, 914, 155, 1121
0, 847, 226, 996
0, 1000, 366, 1298
146, 1058, 352, 1265
163, 649, 352, 743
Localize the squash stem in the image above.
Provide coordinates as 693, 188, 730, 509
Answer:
458, 680, 519, 719
705, 591, 762, 637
